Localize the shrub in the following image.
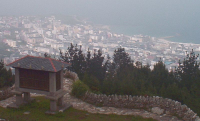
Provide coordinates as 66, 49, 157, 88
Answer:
71, 80, 89, 98
82, 73, 100, 92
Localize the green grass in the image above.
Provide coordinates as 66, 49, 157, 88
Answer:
0, 96, 156, 121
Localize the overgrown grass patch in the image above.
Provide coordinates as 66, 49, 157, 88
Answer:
0, 96, 156, 121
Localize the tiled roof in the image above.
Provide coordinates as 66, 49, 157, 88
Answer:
7, 55, 70, 72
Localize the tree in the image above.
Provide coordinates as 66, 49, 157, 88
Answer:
88, 49, 105, 83
0, 59, 14, 88
113, 47, 133, 70
149, 60, 172, 91
44, 53, 51, 58
175, 49, 199, 89
59, 43, 86, 79
135, 61, 142, 68
0, 60, 4, 70
59, 43, 78, 63
75, 45, 86, 80
85, 48, 91, 72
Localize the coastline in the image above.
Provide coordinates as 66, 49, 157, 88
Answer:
76, 15, 200, 46
107, 24, 200, 45
158, 38, 200, 46
110, 26, 200, 45
76, 15, 200, 45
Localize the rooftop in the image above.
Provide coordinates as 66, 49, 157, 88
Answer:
7, 55, 70, 72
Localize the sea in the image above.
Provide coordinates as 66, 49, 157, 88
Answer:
88, 17, 200, 44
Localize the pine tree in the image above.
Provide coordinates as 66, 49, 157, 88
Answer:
150, 60, 170, 90
0, 59, 14, 88
59, 43, 86, 79
113, 47, 133, 70
0, 59, 4, 71
175, 49, 199, 89
44, 53, 51, 58
76, 45, 86, 80
135, 61, 142, 68
59, 43, 79, 63
86, 49, 105, 83
86, 48, 91, 72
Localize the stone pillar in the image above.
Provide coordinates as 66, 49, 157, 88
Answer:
15, 68, 20, 90
49, 72, 57, 112
49, 72, 56, 96
15, 68, 23, 106
60, 69, 64, 90
24, 92, 30, 102
50, 100, 57, 112
58, 96, 64, 106
16, 94, 23, 106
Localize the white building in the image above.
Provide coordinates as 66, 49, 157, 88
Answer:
50, 42, 64, 50
35, 47, 50, 53
6, 39, 17, 47
89, 30, 94, 34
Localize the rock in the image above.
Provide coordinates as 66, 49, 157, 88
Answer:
100, 109, 105, 112
151, 107, 164, 115
59, 110, 63, 112
24, 111, 30, 115
165, 110, 170, 115
0, 119, 6, 121
195, 116, 200, 121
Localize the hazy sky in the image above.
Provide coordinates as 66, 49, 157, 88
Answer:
1, 0, 199, 24
1, 0, 199, 20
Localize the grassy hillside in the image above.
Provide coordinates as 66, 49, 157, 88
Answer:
0, 96, 155, 121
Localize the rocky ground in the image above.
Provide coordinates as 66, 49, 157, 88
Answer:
0, 78, 182, 121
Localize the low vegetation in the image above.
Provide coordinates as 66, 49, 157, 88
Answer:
71, 80, 89, 98
0, 96, 155, 121
0, 60, 14, 89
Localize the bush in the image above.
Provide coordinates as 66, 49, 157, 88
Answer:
0, 61, 14, 88
71, 80, 89, 98
82, 73, 100, 92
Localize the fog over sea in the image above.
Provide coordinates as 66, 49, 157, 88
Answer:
1, 0, 200, 44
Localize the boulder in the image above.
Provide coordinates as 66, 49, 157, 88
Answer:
195, 116, 200, 121
151, 107, 164, 115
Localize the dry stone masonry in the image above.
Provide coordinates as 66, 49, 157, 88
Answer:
64, 71, 79, 81
0, 87, 13, 100
83, 92, 200, 121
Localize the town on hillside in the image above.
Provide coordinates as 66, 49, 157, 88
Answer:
0, 15, 200, 71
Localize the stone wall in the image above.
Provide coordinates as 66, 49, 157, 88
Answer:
83, 92, 200, 121
64, 71, 79, 82
0, 86, 13, 100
